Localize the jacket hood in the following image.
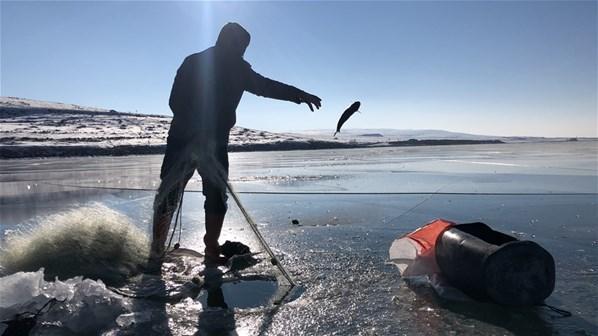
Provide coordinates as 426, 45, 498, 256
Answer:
216, 22, 250, 56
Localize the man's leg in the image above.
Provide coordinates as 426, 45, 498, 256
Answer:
201, 146, 229, 261
151, 183, 183, 257
204, 212, 225, 257
151, 155, 194, 258
202, 182, 228, 259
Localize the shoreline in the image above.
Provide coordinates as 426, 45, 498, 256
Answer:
0, 139, 503, 159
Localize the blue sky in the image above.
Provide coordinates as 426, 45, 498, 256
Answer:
1, 1, 596, 137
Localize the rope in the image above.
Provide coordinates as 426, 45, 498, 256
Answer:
540, 303, 572, 317
386, 184, 445, 224
1, 298, 63, 324
224, 179, 296, 287
164, 189, 184, 255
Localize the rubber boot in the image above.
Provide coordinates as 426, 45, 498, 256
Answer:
152, 213, 173, 254
204, 213, 227, 265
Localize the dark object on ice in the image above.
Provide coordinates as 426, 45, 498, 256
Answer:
227, 253, 260, 273
220, 241, 259, 273
221, 240, 251, 259
334, 101, 361, 136
1, 299, 59, 336
435, 223, 555, 306
1, 316, 36, 336
291, 219, 300, 225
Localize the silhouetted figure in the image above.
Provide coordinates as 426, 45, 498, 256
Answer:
151, 23, 321, 263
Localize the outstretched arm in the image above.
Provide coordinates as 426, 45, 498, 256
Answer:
245, 68, 321, 111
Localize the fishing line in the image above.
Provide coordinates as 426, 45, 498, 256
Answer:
539, 303, 572, 317
223, 179, 296, 287
0, 298, 64, 333
386, 184, 446, 224
0, 298, 61, 323
177, 202, 183, 247
165, 189, 184, 254
39, 182, 597, 196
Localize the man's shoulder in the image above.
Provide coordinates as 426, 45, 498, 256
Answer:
240, 58, 252, 70
184, 47, 214, 62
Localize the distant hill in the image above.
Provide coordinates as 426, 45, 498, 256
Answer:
294, 128, 498, 141
291, 128, 593, 143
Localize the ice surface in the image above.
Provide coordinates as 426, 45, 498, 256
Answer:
0, 269, 44, 310
1, 141, 597, 335
0, 269, 125, 334
115, 311, 153, 327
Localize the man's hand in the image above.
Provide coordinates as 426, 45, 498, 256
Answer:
299, 92, 322, 112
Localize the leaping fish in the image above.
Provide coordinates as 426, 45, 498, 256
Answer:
334, 101, 361, 137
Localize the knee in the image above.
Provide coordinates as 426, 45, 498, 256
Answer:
154, 190, 179, 217
204, 192, 228, 215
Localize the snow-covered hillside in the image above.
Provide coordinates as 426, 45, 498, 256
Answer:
0, 97, 357, 158
1, 97, 170, 148
1, 97, 530, 158
0, 96, 313, 148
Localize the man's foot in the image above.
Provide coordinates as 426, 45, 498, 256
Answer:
204, 256, 228, 267
142, 254, 163, 275
204, 245, 227, 267
142, 245, 165, 274
203, 212, 225, 265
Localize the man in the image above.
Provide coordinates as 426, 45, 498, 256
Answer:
151, 22, 321, 264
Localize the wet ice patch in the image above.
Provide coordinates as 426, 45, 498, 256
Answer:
0, 203, 150, 286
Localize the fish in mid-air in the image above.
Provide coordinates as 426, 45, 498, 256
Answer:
334, 101, 361, 137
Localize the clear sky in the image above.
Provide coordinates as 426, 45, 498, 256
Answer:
1, 1, 596, 137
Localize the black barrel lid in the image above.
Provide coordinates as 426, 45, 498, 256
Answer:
484, 240, 555, 306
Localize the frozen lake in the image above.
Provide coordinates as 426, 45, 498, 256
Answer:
1, 141, 597, 335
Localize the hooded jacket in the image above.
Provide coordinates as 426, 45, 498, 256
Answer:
168, 23, 307, 143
